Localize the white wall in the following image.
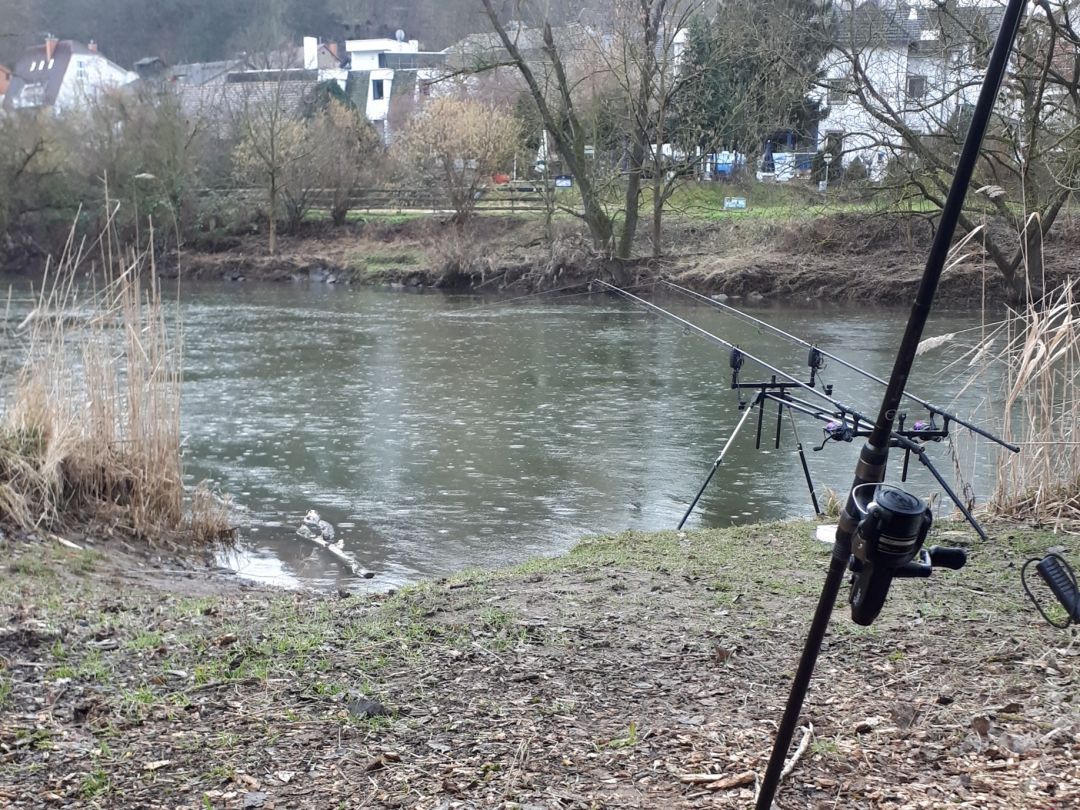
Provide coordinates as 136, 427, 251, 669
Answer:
365, 68, 394, 123
54, 53, 136, 113
345, 38, 419, 71
815, 40, 986, 173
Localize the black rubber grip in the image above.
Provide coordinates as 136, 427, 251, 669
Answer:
927, 546, 967, 571
1036, 556, 1080, 620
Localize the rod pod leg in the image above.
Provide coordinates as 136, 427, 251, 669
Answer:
788, 409, 821, 516
677, 394, 761, 530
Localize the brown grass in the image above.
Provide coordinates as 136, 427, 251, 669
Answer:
962, 283, 1080, 529
0, 215, 233, 544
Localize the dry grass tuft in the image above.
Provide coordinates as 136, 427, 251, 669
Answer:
1, 215, 231, 545
188, 481, 238, 545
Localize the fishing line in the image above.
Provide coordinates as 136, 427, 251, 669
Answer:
598, 281, 875, 426
438, 281, 653, 316
659, 279, 1017, 452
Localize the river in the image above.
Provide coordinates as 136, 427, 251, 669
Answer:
168, 283, 1003, 590
0, 279, 1003, 589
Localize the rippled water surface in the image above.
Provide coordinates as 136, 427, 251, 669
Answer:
2, 279, 1003, 590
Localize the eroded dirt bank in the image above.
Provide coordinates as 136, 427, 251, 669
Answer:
1, 521, 1077, 808
162, 213, 1080, 307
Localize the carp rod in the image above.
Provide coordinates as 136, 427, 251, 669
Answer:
596, 281, 878, 428
756, 0, 1028, 805
596, 281, 988, 535
658, 278, 1019, 453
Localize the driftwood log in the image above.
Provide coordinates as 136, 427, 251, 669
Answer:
296, 527, 375, 579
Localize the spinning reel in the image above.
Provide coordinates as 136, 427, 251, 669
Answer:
847, 483, 967, 626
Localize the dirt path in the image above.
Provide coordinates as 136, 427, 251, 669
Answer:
2, 521, 1077, 808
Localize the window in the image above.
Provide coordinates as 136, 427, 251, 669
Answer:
16, 83, 45, 107
371, 79, 384, 100
827, 78, 850, 106
906, 74, 927, 101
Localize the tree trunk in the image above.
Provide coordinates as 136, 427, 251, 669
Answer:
581, 190, 614, 251
268, 178, 278, 256
618, 135, 646, 259
652, 173, 663, 259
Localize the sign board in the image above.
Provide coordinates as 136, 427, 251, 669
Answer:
723, 197, 747, 210
554, 175, 574, 188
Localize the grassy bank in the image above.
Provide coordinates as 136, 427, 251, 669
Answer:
1, 520, 1076, 808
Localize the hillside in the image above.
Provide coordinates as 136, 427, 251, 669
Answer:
1, 0, 605, 67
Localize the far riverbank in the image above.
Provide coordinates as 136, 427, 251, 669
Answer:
159, 211, 1080, 306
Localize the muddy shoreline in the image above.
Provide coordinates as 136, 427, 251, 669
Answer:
2, 521, 1078, 808
5, 212, 1078, 306
154, 213, 1080, 307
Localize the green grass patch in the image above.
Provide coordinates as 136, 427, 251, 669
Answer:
8, 557, 55, 578
79, 767, 111, 800
126, 630, 163, 651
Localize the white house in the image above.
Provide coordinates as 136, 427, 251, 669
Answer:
3, 37, 137, 113
341, 36, 445, 138
814, 0, 1004, 177
345, 36, 420, 71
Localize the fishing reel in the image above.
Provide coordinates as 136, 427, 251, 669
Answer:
807, 347, 831, 393
814, 418, 855, 451
847, 483, 967, 625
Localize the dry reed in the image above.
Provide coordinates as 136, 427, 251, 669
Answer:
0, 215, 233, 544
964, 283, 1080, 530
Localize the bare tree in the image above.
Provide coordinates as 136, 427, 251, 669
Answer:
823, 0, 1080, 301
231, 81, 314, 254
311, 100, 383, 226
278, 99, 381, 231
392, 96, 520, 223
480, 0, 621, 253
0, 110, 72, 238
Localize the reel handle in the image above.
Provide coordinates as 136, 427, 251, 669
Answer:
929, 545, 967, 570
892, 546, 968, 579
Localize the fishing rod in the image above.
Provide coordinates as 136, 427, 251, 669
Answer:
659, 279, 1019, 453
597, 281, 873, 424
600, 281, 987, 537
756, 0, 1027, 805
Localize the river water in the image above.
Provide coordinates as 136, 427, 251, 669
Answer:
174, 284, 1001, 590
1, 280, 1003, 590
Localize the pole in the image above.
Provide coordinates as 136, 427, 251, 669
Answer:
788, 408, 821, 515
755, 0, 1027, 804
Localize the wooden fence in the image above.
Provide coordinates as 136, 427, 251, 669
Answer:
202, 185, 555, 215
